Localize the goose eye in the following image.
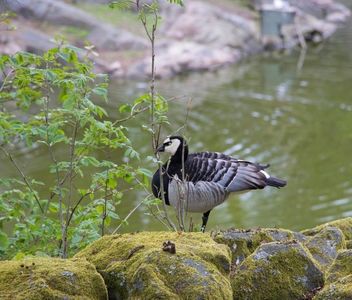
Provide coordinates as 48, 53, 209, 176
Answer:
165, 141, 172, 146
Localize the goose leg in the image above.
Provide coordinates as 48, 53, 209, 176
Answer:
201, 210, 211, 233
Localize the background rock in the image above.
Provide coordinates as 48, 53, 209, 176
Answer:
6, 0, 147, 51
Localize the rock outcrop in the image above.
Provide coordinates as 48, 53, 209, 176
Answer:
315, 249, 352, 299
6, 0, 147, 51
2, 218, 352, 299
75, 232, 233, 299
1, 0, 350, 78
231, 241, 324, 300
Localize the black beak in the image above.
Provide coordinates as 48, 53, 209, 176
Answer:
155, 144, 165, 154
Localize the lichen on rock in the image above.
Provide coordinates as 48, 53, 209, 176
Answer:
305, 249, 352, 299
326, 249, 352, 283
0, 257, 108, 300
302, 217, 352, 240
212, 227, 305, 265
231, 240, 324, 300
314, 274, 352, 300
304, 226, 346, 271
75, 231, 232, 300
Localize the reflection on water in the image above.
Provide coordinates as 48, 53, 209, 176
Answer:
2, 11, 352, 232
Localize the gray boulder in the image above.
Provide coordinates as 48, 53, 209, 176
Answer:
213, 227, 307, 265
129, 1, 261, 78
7, 0, 147, 51
315, 250, 352, 299
231, 241, 324, 300
304, 226, 346, 270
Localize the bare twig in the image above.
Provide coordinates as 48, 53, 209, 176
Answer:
61, 120, 79, 258
137, 0, 176, 231
0, 146, 44, 213
113, 95, 183, 126
0, 69, 14, 93
112, 197, 146, 234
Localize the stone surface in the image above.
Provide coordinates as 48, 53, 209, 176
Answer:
7, 0, 147, 51
3, 0, 351, 78
315, 274, 352, 300
231, 241, 324, 300
326, 249, 352, 283
128, 0, 261, 78
308, 249, 352, 299
213, 227, 306, 264
304, 226, 346, 270
302, 217, 352, 240
1, 218, 352, 299
128, 41, 241, 79
0, 257, 108, 300
75, 232, 232, 300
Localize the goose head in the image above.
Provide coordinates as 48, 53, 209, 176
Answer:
156, 136, 188, 162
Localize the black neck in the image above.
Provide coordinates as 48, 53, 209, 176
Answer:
170, 142, 188, 164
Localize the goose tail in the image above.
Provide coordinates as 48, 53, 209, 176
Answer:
266, 176, 287, 188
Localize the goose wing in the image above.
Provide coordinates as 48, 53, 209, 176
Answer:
185, 152, 269, 192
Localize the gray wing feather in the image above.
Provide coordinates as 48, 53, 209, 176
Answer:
187, 152, 268, 193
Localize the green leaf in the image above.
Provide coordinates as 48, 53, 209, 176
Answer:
0, 231, 9, 250
168, 0, 184, 6
119, 104, 132, 113
109, 0, 133, 10
137, 168, 153, 178
92, 87, 108, 99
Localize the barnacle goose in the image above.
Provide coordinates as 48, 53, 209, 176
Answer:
152, 136, 287, 232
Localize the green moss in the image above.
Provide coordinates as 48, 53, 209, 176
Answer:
326, 249, 352, 283
213, 227, 301, 264
302, 218, 352, 240
314, 275, 352, 300
0, 257, 107, 300
346, 240, 352, 249
231, 241, 324, 300
304, 227, 346, 271
75, 232, 232, 299
315, 249, 352, 299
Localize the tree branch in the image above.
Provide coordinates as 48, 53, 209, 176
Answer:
0, 146, 44, 213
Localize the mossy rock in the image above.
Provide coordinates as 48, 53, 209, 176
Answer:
314, 250, 352, 299
212, 227, 305, 264
326, 249, 352, 283
0, 257, 107, 300
314, 274, 352, 300
346, 240, 352, 249
231, 241, 324, 300
302, 218, 352, 240
304, 226, 346, 271
75, 232, 232, 300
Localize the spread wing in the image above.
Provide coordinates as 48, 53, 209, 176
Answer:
185, 152, 270, 192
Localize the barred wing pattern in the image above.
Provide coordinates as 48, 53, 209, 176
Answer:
186, 152, 268, 192
167, 152, 269, 213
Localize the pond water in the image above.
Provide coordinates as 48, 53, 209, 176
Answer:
2, 6, 352, 233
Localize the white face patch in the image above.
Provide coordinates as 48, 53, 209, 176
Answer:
164, 138, 181, 155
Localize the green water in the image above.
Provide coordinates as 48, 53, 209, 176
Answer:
2, 12, 352, 233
